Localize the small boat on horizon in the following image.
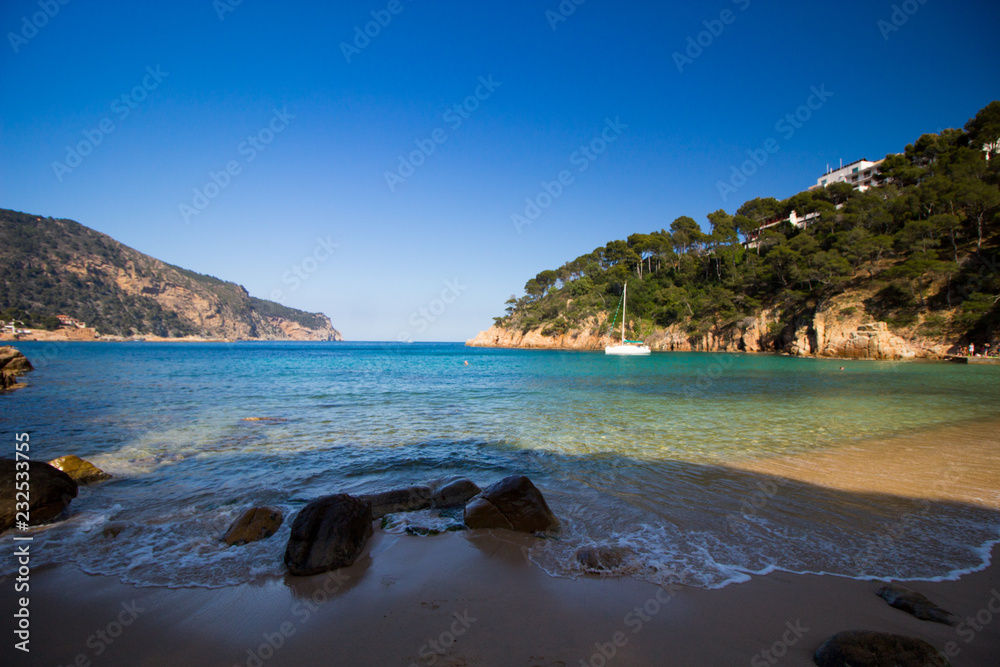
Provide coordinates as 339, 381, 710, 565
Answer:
605, 282, 651, 355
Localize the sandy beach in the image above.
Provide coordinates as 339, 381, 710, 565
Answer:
3, 530, 997, 666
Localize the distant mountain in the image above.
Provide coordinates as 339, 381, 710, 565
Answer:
0, 208, 342, 341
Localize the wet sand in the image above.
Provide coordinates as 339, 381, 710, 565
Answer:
3, 531, 997, 666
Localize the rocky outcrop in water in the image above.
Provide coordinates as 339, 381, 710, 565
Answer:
464, 475, 560, 534
875, 584, 957, 625
284, 494, 373, 575
223, 506, 284, 546
0, 347, 32, 390
48, 455, 111, 485
813, 630, 950, 666
0, 459, 78, 532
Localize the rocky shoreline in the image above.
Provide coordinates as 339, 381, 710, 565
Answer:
467, 314, 943, 361
0, 330, 343, 343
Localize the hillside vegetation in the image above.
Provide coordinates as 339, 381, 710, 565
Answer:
0, 210, 340, 340
486, 103, 1000, 354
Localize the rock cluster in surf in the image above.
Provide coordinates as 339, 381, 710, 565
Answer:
0, 454, 112, 532
281, 474, 558, 577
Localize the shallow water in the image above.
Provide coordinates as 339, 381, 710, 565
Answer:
2, 341, 999, 588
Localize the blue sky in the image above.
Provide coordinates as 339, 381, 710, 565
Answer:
1, 0, 998, 341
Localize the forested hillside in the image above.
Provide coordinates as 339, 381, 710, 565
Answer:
0, 210, 341, 340
478, 103, 1000, 355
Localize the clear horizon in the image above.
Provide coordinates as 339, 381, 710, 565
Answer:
2, 0, 998, 341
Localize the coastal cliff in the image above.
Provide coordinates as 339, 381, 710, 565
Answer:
0, 209, 341, 341
467, 278, 955, 360
467, 312, 925, 360
469, 105, 999, 360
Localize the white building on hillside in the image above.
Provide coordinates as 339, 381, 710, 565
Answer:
983, 139, 999, 161
743, 210, 821, 249
810, 158, 885, 192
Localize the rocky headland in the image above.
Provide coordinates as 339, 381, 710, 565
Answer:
0, 208, 342, 342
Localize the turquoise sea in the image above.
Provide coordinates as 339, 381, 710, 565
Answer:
2, 341, 999, 589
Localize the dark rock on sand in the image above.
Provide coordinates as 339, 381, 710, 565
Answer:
575, 545, 628, 572
430, 476, 481, 508
284, 494, 373, 576
360, 485, 433, 519
813, 630, 950, 667
48, 455, 112, 485
223, 506, 284, 546
0, 459, 78, 532
463, 475, 560, 534
876, 583, 958, 625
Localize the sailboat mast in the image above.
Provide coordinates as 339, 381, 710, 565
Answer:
621, 283, 626, 345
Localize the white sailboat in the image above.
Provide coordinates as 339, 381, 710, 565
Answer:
605, 282, 651, 355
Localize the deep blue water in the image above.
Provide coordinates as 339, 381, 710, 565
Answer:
2, 341, 999, 588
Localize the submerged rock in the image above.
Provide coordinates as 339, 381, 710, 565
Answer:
360, 485, 433, 519
284, 494, 373, 576
464, 475, 560, 534
0, 459, 78, 532
876, 584, 957, 625
813, 630, 950, 667
101, 523, 126, 539
575, 545, 629, 572
381, 508, 467, 536
241, 417, 287, 423
48, 455, 112, 485
429, 476, 481, 508
223, 506, 284, 546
